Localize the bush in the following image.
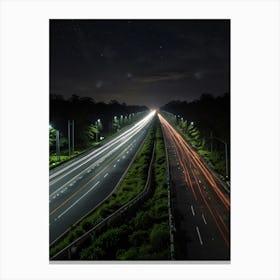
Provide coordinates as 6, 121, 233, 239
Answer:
149, 223, 169, 251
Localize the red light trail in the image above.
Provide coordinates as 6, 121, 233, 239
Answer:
158, 113, 230, 248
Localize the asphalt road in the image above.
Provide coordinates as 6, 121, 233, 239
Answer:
49, 111, 156, 244
159, 113, 230, 260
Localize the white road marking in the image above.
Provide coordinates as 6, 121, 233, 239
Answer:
190, 205, 195, 216
196, 226, 203, 245
104, 173, 109, 178
202, 214, 207, 225
57, 181, 100, 219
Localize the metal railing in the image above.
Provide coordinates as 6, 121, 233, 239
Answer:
161, 125, 176, 260
51, 142, 156, 260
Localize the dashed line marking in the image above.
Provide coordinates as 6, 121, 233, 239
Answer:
196, 226, 203, 245
104, 173, 109, 178
57, 181, 100, 219
190, 205, 195, 216
202, 214, 207, 225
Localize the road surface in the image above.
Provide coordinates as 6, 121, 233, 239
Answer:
159, 113, 230, 260
49, 111, 156, 244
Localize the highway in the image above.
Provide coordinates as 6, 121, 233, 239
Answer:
49, 111, 156, 244
159, 113, 230, 260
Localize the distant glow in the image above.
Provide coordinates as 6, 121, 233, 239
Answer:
191, 121, 194, 125
50, 111, 156, 184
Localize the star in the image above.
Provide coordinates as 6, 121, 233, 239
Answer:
96, 81, 103, 88
126, 72, 132, 79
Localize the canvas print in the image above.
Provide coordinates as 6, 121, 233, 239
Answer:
49, 19, 230, 261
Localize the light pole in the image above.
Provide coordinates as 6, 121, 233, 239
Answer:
55, 130, 60, 161
68, 120, 74, 156
95, 119, 100, 142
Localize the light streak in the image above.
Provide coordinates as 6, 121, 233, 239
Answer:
158, 113, 230, 248
50, 110, 156, 186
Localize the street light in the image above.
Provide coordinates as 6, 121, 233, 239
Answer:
95, 120, 98, 142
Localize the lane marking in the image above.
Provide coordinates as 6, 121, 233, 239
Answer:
57, 181, 100, 219
196, 226, 203, 245
190, 205, 195, 216
202, 214, 207, 225
104, 173, 109, 178
49, 113, 154, 183
50, 142, 134, 216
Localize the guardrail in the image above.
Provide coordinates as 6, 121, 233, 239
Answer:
161, 125, 176, 260
51, 142, 156, 260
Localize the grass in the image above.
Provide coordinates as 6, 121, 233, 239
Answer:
50, 122, 155, 258
78, 119, 170, 260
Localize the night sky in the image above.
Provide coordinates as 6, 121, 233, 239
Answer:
50, 20, 230, 107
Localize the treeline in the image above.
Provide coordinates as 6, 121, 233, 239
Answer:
50, 94, 148, 149
160, 93, 230, 147
161, 93, 230, 177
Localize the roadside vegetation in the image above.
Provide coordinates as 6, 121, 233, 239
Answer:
79, 120, 170, 260
50, 122, 155, 258
161, 109, 228, 178
49, 94, 147, 169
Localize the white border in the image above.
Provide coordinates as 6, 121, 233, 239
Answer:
0, 0, 279, 279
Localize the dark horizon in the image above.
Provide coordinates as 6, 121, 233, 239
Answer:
50, 19, 230, 107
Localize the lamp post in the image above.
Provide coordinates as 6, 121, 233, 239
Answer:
96, 119, 100, 142
56, 130, 60, 161
68, 120, 74, 156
